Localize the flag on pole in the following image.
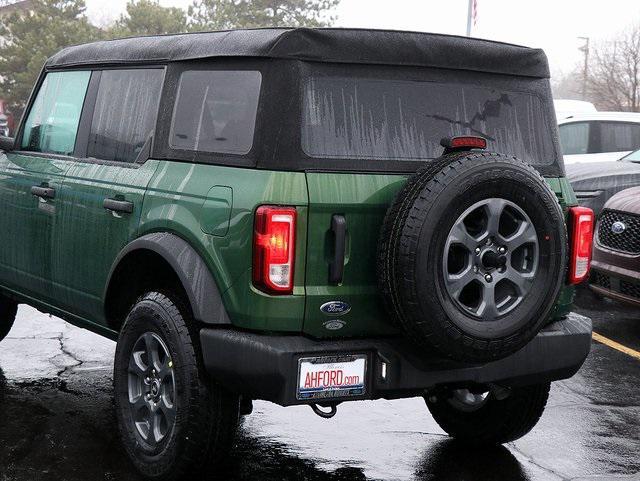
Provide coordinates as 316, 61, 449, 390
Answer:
473, 0, 478, 26
466, 0, 478, 36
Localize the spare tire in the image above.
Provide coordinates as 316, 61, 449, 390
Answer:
378, 151, 567, 362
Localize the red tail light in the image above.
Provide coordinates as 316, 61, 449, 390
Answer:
568, 206, 594, 284
253, 206, 296, 294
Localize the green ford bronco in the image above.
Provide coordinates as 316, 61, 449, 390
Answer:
0, 28, 594, 480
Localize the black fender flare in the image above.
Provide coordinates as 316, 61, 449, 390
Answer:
106, 232, 230, 325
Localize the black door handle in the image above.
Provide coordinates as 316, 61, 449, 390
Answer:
31, 185, 55, 199
329, 214, 347, 284
103, 198, 134, 214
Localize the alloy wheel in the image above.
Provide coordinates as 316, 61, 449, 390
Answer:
127, 332, 176, 449
443, 198, 539, 320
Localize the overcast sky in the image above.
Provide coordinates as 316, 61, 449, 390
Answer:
86, 0, 640, 76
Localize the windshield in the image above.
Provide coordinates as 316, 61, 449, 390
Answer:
621, 149, 640, 162
302, 76, 555, 166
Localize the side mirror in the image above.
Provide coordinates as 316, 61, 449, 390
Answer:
0, 136, 15, 152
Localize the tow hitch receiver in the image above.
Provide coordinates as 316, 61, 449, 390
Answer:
310, 402, 340, 419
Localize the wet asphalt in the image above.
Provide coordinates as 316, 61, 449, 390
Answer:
0, 288, 638, 481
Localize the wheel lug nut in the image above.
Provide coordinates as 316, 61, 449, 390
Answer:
498, 246, 507, 254
484, 274, 493, 283
474, 266, 479, 273
475, 247, 481, 255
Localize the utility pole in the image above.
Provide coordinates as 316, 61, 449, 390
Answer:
466, 0, 473, 37
578, 37, 590, 100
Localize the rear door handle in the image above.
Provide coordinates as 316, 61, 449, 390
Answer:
329, 214, 347, 284
103, 198, 134, 214
30, 185, 55, 199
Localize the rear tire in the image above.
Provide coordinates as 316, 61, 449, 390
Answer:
0, 294, 18, 342
426, 382, 550, 445
114, 291, 239, 480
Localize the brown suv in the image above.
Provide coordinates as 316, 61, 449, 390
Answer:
590, 186, 640, 305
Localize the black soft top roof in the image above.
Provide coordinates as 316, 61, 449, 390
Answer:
45, 27, 550, 78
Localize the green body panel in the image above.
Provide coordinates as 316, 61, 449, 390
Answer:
53, 160, 160, 322
0, 148, 578, 338
0, 153, 159, 324
545, 176, 579, 319
140, 161, 309, 332
0, 152, 71, 304
303, 173, 408, 338
200, 186, 233, 236
301, 173, 577, 339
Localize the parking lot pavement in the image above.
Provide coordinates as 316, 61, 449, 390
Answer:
0, 298, 638, 481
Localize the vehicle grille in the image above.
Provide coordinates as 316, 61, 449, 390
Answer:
589, 270, 640, 300
597, 210, 640, 255
590, 271, 611, 289
620, 280, 640, 299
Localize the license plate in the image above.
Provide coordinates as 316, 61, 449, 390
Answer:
297, 354, 367, 401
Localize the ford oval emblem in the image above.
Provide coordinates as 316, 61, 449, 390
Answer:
611, 221, 626, 235
320, 301, 351, 316
323, 319, 346, 331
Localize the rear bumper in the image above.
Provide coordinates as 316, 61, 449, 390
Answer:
200, 313, 592, 406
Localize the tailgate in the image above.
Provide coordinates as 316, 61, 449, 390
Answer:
303, 172, 408, 338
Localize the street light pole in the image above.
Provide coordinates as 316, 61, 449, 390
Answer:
466, 0, 473, 36
578, 36, 590, 100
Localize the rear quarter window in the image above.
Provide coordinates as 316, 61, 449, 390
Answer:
302, 76, 555, 165
169, 70, 261, 155
599, 121, 640, 153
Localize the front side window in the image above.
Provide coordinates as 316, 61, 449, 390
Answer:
170, 70, 262, 155
302, 76, 555, 164
559, 122, 590, 155
599, 121, 640, 153
21, 70, 90, 155
87, 69, 163, 163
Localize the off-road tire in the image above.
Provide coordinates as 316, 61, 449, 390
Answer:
114, 291, 239, 481
378, 152, 567, 362
426, 383, 551, 445
0, 294, 18, 342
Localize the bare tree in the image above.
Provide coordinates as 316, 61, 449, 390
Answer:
551, 67, 584, 100
588, 24, 640, 111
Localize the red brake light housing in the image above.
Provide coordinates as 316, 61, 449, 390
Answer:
440, 136, 487, 153
253, 206, 296, 294
568, 206, 594, 284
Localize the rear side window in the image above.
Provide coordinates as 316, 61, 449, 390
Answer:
87, 69, 163, 163
559, 122, 590, 155
21, 70, 90, 155
302, 77, 554, 164
169, 70, 261, 154
599, 121, 640, 153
